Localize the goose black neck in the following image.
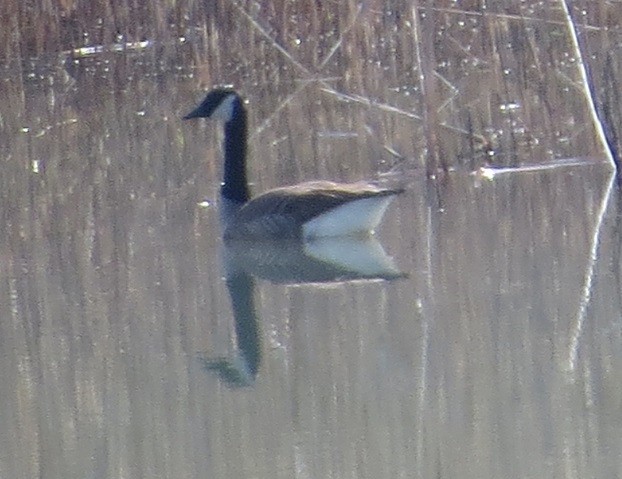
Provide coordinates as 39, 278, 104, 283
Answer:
221, 102, 250, 203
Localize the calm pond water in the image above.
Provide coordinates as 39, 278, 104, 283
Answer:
1, 2, 621, 478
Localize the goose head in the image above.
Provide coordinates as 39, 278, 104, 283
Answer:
183, 88, 243, 123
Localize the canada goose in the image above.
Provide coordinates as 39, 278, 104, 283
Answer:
183, 88, 403, 240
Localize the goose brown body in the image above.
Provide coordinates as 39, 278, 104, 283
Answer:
225, 180, 403, 240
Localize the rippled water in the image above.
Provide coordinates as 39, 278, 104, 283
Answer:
1, 1, 621, 478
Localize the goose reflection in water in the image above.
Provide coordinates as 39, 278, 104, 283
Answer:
198, 236, 405, 387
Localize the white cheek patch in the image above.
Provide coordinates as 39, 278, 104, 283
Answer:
211, 94, 237, 122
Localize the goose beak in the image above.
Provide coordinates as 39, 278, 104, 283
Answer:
182, 107, 202, 120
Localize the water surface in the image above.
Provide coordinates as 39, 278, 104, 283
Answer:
1, 2, 620, 478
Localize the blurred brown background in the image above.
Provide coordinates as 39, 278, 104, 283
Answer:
0, 2, 621, 478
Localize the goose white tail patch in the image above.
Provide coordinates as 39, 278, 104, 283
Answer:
302, 195, 397, 240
